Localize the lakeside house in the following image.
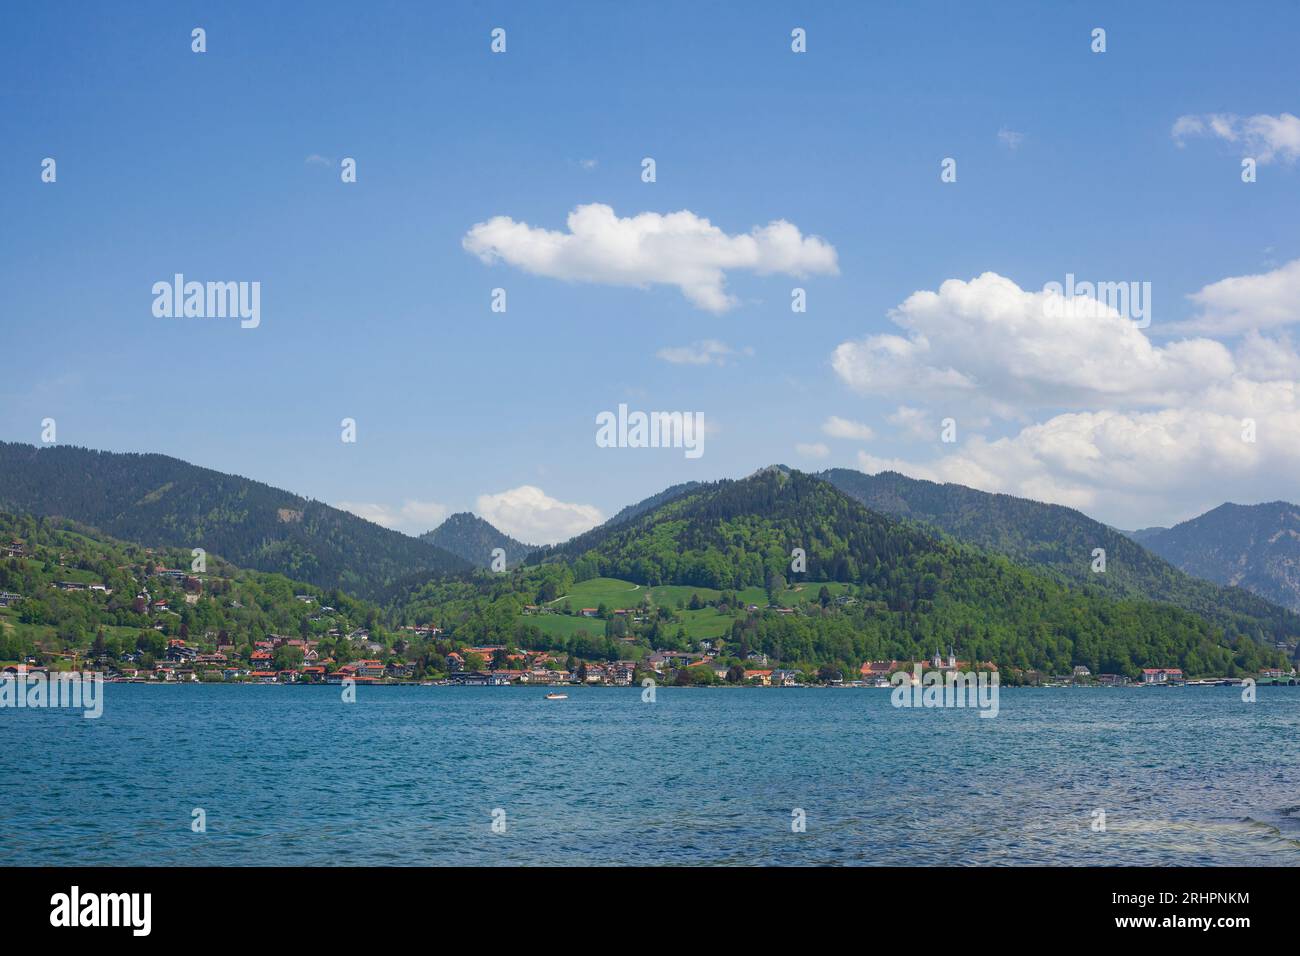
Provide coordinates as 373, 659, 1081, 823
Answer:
1141, 667, 1185, 685
860, 660, 904, 680
353, 659, 385, 678
1258, 668, 1295, 682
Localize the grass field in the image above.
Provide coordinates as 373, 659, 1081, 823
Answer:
44, 565, 104, 585
525, 614, 609, 641
520, 576, 858, 645
548, 576, 853, 612
673, 607, 734, 639
0, 607, 54, 644
775, 581, 852, 605
547, 577, 647, 609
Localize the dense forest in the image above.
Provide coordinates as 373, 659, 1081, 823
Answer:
0, 442, 468, 597
2, 456, 1295, 682
1133, 501, 1300, 613
821, 467, 1300, 640
392, 470, 1295, 679
421, 512, 534, 568
0, 512, 390, 668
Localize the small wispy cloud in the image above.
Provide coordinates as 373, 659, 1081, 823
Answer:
578, 158, 598, 170
1172, 112, 1300, 164
821, 415, 875, 441
655, 339, 752, 366
795, 442, 830, 459
888, 405, 933, 440
997, 128, 1025, 151
304, 154, 332, 167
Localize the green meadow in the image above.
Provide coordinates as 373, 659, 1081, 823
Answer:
518, 576, 858, 645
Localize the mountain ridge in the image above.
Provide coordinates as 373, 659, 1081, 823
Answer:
0, 442, 469, 598
421, 512, 534, 569
818, 467, 1300, 639
1130, 501, 1300, 612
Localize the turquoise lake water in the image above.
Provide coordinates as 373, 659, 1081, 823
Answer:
2, 683, 1298, 865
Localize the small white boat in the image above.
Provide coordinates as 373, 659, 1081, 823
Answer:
544, 692, 568, 700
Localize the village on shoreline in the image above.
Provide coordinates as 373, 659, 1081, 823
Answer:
3, 530, 1296, 696
5, 633, 1294, 690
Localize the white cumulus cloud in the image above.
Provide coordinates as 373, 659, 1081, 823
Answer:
796, 442, 831, 459
831, 271, 1234, 411
831, 268, 1300, 527
462, 203, 838, 312
887, 405, 934, 440
336, 499, 449, 535
1172, 258, 1300, 335
821, 416, 875, 440
476, 485, 603, 546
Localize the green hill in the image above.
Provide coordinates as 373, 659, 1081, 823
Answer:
819, 467, 1300, 645
0, 442, 470, 599
394, 468, 1292, 678
420, 512, 534, 569
0, 511, 384, 668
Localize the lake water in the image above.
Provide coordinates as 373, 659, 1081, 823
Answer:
3, 683, 1298, 865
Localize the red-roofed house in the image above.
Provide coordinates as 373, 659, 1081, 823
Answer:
355, 659, 385, 679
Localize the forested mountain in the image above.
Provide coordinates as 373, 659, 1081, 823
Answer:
4, 457, 1294, 681
0, 511, 386, 667
0, 443, 468, 598
585, 479, 702, 533
547, 467, 939, 589
398, 468, 1292, 678
525, 480, 701, 565
1131, 502, 1300, 612
819, 468, 1300, 639
421, 513, 534, 569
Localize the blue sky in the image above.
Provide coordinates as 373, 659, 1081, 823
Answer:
3, 1, 1299, 541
